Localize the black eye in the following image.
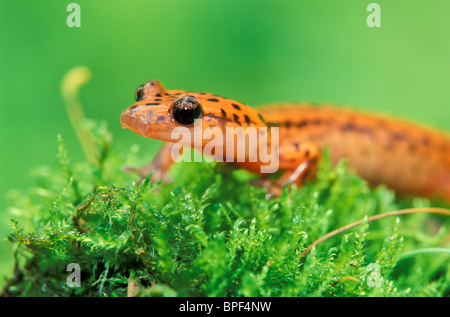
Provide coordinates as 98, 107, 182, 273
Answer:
134, 84, 145, 101
172, 98, 203, 125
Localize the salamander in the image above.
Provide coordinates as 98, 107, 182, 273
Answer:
120, 80, 450, 202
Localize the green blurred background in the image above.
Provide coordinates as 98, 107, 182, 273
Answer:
0, 0, 449, 287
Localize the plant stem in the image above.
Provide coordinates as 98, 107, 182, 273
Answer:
300, 207, 450, 260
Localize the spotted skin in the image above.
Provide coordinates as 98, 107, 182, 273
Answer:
121, 80, 265, 140
121, 80, 450, 202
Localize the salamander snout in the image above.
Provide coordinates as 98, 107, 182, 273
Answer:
120, 104, 166, 133
120, 105, 135, 130
120, 102, 183, 142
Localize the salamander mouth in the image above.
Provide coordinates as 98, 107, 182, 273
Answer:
120, 114, 129, 129
120, 106, 137, 130
120, 104, 182, 142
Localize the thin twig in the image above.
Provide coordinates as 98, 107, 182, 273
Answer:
300, 207, 450, 260
330, 276, 361, 287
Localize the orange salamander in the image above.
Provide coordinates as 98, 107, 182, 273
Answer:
120, 80, 450, 202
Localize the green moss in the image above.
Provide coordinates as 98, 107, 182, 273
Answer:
1, 120, 449, 297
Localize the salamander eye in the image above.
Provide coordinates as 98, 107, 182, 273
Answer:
134, 84, 145, 101
172, 98, 203, 125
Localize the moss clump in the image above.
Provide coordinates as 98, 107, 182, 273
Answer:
2, 121, 449, 297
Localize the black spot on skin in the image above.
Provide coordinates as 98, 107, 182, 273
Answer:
293, 143, 300, 151
233, 114, 240, 124
146, 102, 160, 106
204, 113, 232, 125
391, 132, 406, 141
284, 121, 292, 128
207, 98, 219, 102
296, 120, 308, 128
244, 114, 251, 124
155, 115, 166, 123
232, 103, 241, 111
220, 108, 227, 118
304, 149, 310, 157
342, 122, 355, 131
258, 113, 267, 124
155, 94, 162, 97
154, 98, 162, 101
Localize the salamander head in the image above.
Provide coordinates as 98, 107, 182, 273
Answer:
120, 80, 266, 144
120, 80, 203, 141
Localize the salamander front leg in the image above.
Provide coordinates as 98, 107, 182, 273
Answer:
249, 141, 321, 199
279, 140, 320, 184
248, 177, 284, 199
123, 142, 180, 185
